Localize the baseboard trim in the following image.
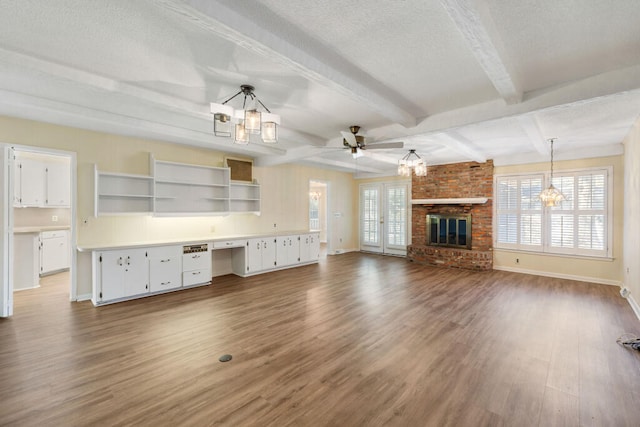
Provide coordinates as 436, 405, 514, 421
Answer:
330, 248, 358, 255
625, 292, 640, 322
76, 293, 92, 302
493, 265, 621, 287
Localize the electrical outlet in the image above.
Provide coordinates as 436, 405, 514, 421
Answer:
516, 258, 519, 264
210, 225, 216, 233
273, 223, 277, 228
51, 215, 58, 222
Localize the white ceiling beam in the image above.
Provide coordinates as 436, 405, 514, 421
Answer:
373, 66, 640, 141
439, 0, 521, 104
254, 145, 334, 167
0, 89, 286, 157
303, 156, 387, 174
436, 131, 487, 163
161, 0, 416, 126
517, 115, 550, 155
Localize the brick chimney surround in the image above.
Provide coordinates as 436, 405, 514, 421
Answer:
408, 160, 493, 271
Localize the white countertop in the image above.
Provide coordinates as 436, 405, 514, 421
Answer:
76, 230, 316, 252
14, 226, 71, 234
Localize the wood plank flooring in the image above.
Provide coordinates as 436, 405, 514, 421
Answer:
1, 253, 639, 426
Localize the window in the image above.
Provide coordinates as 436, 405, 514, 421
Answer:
386, 186, 406, 246
362, 188, 379, 245
495, 168, 611, 258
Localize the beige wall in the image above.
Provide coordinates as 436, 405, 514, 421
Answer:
14, 207, 71, 228
0, 116, 358, 297
623, 117, 640, 303
494, 155, 624, 285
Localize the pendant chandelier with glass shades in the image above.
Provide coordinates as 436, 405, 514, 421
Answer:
210, 85, 281, 145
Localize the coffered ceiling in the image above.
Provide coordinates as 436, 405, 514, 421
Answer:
0, 0, 638, 177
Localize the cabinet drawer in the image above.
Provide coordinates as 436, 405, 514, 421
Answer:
149, 257, 181, 292
41, 230, 68, 239
213, 239, 246, 249
183, 268, 211, 287
182, 252, 210, 271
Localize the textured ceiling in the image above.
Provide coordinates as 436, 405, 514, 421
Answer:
0, 0, 639, 177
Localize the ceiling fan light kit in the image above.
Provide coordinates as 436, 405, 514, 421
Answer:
211, 84, 280, 144
398, 149, 427, 177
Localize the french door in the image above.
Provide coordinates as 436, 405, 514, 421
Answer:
360, 182, 409, 256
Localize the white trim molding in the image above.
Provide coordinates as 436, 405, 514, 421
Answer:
623, 291, 640, 322
493, 265, 621, 287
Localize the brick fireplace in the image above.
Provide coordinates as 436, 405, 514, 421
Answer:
407, 160, 493, 271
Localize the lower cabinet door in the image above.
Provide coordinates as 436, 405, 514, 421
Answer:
99, 251, 126, 301
122, 249, 149, 297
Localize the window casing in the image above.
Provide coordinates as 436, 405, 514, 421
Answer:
494, 167, 611, 258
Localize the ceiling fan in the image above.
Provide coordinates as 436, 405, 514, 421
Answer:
340, 125, 404, 157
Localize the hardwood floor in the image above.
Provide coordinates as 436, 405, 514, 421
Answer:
1, 253, 639, 426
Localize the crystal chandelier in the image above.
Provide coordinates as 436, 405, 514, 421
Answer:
398, 149, 427, 177
210, 85, 280, 145
539, 138, 566, 207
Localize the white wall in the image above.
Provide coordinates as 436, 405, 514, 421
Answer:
623, 117, 640, 313
0, 116, 359, 298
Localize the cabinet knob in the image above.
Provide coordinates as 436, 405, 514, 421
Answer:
160, 259, 170, 263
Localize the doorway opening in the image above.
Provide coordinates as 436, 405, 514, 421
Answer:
359, 181, 409, 256
4, 145, 77, 317
309, 180, 329, 258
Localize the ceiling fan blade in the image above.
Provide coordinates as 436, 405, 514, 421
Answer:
341, 131, 357, 147
364, 141, 404, 150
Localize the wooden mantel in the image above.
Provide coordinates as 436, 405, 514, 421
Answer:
410, 197, 488, 205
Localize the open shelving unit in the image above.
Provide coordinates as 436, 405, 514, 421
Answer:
153, 159, 230, 216
94, 156, 262, 216
94, 166, 154, 215
229, 181, 261, 213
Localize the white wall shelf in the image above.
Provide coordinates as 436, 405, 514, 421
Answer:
94, 166, 154, 215
94, 156, 262, 216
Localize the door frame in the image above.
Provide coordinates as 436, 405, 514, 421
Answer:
308, 179, 330, 256
359, 181, 410, 256
1, 143, 77, 317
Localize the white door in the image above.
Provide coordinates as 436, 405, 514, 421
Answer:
45, 161, 71, 207
360, 183, 409, 256
123, 249, 149, 297
100, 251, 126, 301
0, 146, 14, 317
19, 157, 45, 206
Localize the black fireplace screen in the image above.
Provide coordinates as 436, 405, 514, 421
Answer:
426, 214, 472, 249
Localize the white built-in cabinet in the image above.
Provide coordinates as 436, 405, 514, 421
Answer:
148, 246, 182, 293
300, 233, 321, 263
232, 233, 319, 277
14, 151, 71, 208
244, 238, 277, 274
45, 162, 71, 207
182, 250, 212, 287
40, 230, 70, 275
97, 248, 149, 302
94, 156, 261, 216
276, 235, 302, 267
89, 232, 319, 305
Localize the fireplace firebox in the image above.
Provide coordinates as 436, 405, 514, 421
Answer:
426, 214, 472, 249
